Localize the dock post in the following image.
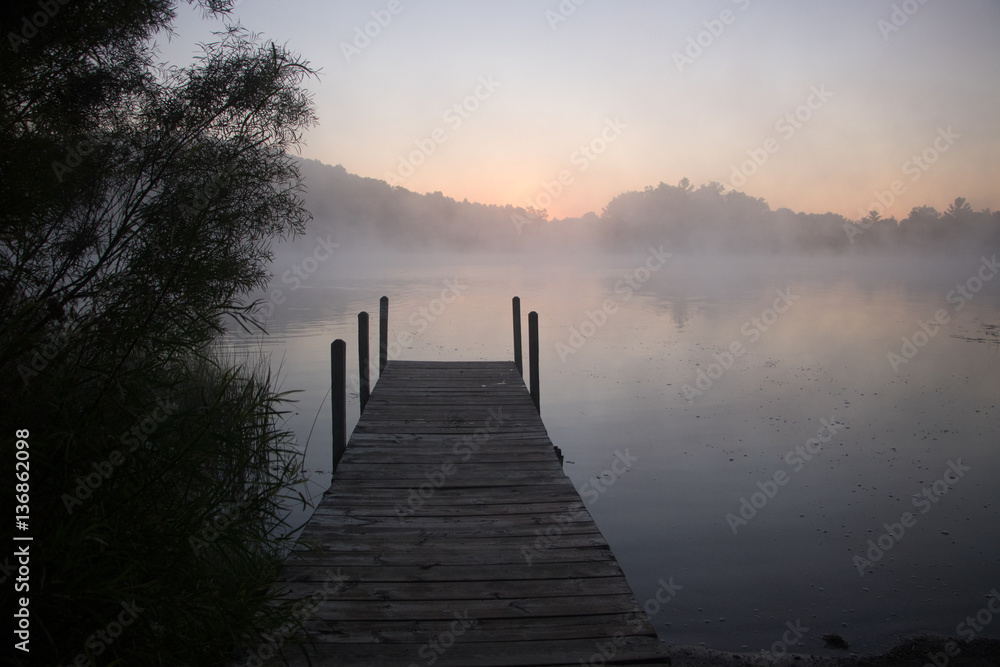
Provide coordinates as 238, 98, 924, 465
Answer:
512, 296, 523, 377
379, 296, 389, 375
358, 311, 370, 413
528, 311, 539, 412
331, 339, 347, 472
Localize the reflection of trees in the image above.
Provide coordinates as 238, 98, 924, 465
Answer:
669, 296, 692, 330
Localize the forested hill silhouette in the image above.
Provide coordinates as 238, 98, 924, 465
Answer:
295, 159, 1000, 254
295, 159, 554, 251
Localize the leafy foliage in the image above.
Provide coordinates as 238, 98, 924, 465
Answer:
1, 1, 319, 663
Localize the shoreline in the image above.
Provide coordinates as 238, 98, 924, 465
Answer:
663, 636, 1000, 666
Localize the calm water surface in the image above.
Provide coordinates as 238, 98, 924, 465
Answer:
226, 252, 1000, 656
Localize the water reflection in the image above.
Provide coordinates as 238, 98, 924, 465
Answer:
225, 253, 1000, 655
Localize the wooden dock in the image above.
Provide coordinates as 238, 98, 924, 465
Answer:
266, 298, 668, 665
269, 360, 668, 666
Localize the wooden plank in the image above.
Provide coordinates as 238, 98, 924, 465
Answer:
331, 472, 574, 484
287, 535, 610, 553
311, 500, 589, 518
281, 547, 616, 567
338, 452, 560, 463
267, 360, 667, 665
277, 561, 626, 582
274, 636, 669, 667
303, 511, 601, 528
273, 577, 634, 601
315, 488, 587, 504
305, 594, 647, 620
290, 613, 649, 642
345, 435, 555, 445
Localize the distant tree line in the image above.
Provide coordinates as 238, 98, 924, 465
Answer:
600, 180, 1000, 254
296, 160, 542, 251
296, 161, 1000, 255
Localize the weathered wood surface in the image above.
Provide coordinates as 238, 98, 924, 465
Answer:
268, 361, 668, 666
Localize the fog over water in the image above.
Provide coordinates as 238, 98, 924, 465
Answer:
14, 1, 1000, 663
227, 250, 1000, 656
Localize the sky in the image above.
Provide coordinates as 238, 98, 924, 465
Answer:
163, 0, 1000, 221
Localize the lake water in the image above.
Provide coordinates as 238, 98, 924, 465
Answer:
225, 251, 1000, 656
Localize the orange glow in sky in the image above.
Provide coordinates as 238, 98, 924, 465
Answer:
167, 1, 1000, 221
